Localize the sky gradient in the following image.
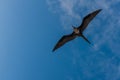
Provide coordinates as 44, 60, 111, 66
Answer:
0, 0, 120, 80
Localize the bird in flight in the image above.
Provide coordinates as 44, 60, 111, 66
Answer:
52, 9, 102, 52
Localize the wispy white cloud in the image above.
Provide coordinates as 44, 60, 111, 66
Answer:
47, 0, 120, 79
46, 0, 81, 30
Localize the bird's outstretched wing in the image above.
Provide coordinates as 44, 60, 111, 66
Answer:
52, 32, 76, 52
78, 9, 102, 32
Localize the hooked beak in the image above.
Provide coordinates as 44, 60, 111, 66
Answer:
72, 25, 75, 29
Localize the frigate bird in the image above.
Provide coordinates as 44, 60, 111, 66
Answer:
52, 9, 102, 52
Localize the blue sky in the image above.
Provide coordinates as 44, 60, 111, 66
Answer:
0, 0, 120, 80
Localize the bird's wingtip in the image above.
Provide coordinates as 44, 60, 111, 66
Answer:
52, 48, 56, 52
98, 9, 102, 11
52, 49, 55, 52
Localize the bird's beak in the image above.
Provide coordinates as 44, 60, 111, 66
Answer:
72, 26, 75, 29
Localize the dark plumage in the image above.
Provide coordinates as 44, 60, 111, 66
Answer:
53, 9, 102, 52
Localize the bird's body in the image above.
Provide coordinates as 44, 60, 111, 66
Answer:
73, 28, 80, 34
52, 9, 102, 52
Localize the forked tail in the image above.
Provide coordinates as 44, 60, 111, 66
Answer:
81, 34, 91, 44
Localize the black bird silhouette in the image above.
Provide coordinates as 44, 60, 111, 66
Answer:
52, 9, 102, 52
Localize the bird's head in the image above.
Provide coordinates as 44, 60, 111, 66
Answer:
72, 25, 77, 31
72, 25, 76, 29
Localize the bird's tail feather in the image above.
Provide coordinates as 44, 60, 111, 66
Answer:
81, 34, 91, 44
